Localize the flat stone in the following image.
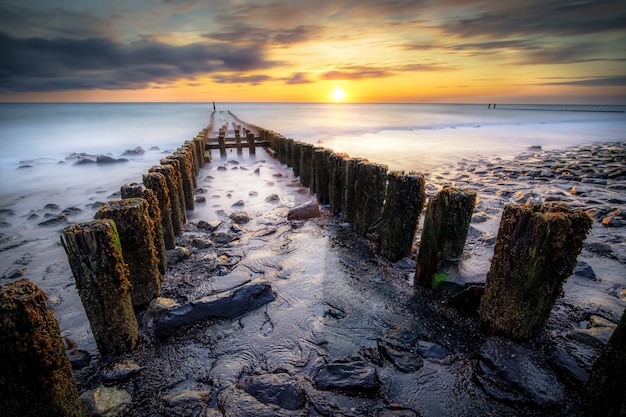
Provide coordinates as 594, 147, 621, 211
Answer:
198, 220, 222, 231
417, 341, 449, 360
287, 201, 320, 220
567, 327, 615, 348
572, 261, 597, 280
156, 278, 276, 338
162, 389, 211, 407
81, 385, 132, 417
166, 247, 191, 264
315, 360, 378, 395
100, 358, 142, 383
240, 373, 305, 410
549, 348, 589, 384
395, 257, 416, 270
378, 337, 423, 373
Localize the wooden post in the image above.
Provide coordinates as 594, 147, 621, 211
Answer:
176, 147, 197, 189
353, 161, 388, 238
299, 144, 314, 188
142, 171, 176, 249
184, 140, 200, 175
150, 164, 185, 234
329, 152, 348, 216
0, 279, 83, 417
587, 309, 626, 417
60, 220, 139, 355
121, 183, 168, 273
218, 131, 226, 157
96, 199, 161, 307
313, 148, 332, 204
285, 138, 294, 168
380, 171, 426, 261
276, 136, 287, 164
169, 153, 195, 211
193, 136, 205, 168
292, 141, 303, 178
415, 187, 476, 288
341, 157, 365, 224
247, 132, 256, 155
478, 203, 592, 340
235, 129, 242, 154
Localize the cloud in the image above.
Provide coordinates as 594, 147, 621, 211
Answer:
212, 74, 273, 85
536, 76, 626, 87
284, 73, 313, 84
322, 66, 394, 80
203, 24, 321, 46
0, 32, 277, 92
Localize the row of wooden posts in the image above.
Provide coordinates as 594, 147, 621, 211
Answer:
0, 116, 623, 416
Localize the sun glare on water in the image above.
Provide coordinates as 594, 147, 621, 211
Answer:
332, 87, 345, 103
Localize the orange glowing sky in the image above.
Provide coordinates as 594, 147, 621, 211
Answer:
1, 0, 625, 104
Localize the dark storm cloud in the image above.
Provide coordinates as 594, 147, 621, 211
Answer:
440, 0, 626, 37
0, 32, 276, 92
538, 76, 626, 87
203, 25, 321, 46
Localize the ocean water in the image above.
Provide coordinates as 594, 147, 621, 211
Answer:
1, 102, 625, 259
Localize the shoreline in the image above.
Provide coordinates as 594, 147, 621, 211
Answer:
1, 121, 625, 415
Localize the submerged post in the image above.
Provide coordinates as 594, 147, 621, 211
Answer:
380, 171, 426, 261
0, 279, 83, 417
60, 220, 139, 355
478, 203, 592, 340
353, 161, 388, 238
96, 199, 162, 307
121, 183, 168, 273
415, 187, 476, 288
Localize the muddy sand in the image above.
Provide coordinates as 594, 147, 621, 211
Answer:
1, 116, 625, 416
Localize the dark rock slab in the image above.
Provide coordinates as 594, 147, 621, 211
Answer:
417, 341, 448, 360
315, 360, 378, 396
572, 261, 597, 280
475, 338, 565, 408
549, 348, 589, 384
99, 358, 142, 383
96, 155, 128, 164
229, 210, 250, 223
38, 214, 67, 226
288, 201, 320, 220
378, 337, 423, 373
156, 278, 275, 338
198, 220, 222, 231
240, 373, 305, 410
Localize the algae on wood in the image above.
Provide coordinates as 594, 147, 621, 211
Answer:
586, 309, 626, 417
380, 171, 426, 261
0, 279, 83, 417
60, 220, 138, 355
415, 187, 476, 287
353, 161, 388, 238
172, 150, 195, 209
142, 171, 176, 249
96, 199, 162, 306
478, 203, 592, 340
158, 158, 187, 225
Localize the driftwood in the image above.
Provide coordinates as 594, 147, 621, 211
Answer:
60, 220, 138, 355
380, 171, 426, 261
478, 203, 592, 340
0, 279, 83, 416
415, 187, 476, 287
96, 199, 161, 307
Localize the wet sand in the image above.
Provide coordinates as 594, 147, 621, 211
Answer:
1, 114, 625, 415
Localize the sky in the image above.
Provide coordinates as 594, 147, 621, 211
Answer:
0, 0, 625, 104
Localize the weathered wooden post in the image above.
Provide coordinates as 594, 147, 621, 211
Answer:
247, 132, 256, 155
276, 136, 287, 164
176, 147, 197, 189
184, 140, 200, 175
586, 309, 625, 417
218, 130, 227, 157
235, 129, 242, 154
121, 183, 168, 274
380, 171, 426, 261
61, 220, 139, 355
341, 157, 365, 224
193, 136, 205, 168
329, 152, 349, 216
0, 279, 83, 417
313, 148, 332, 205
96, 199, 162, 307
142, 171, 176, 249
415, 187, 476, 288
353, 161, 388, 238
292, 141, 303, 178
478, 203, 592, 340
150, 164, 185, 234
285, 138, 295, 168
168, 153, 195, 211
299, 143, 315, 188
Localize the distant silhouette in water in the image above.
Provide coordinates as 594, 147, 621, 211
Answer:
213, 102, 216, 111
488, 104, 491, 109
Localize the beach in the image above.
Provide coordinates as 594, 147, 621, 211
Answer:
1, 105, 625, 416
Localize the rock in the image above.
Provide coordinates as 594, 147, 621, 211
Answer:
156, 278, 276, 338
549, 348, 589, 384
191, 238, 213, 249
17, 164, 33, 169
231, 224, 245, 233
100, 358, 142, 383
231, 200, 245, 207
38, 214, 67, 226
3, 266, 26, 279
528, 145, 542, 151
254, 167, 261, 174
567, 327, 615, 348
217, 166, 227, 171
167, 247, 191, 264
249, 191, 259, 196
61, 206, 83, 216
584, 242, 614, 256
240, 373, 305, 410
265, 194, 280, 202
417, 341, 448, 360
122, 146, 145, 156
601, 215, 626, 227
448, 283, 485, 315
44, 203, 61, 211
475, 338, 565, 407
572, 261, 597, 280
229, 210, 250, 223
395, 257, 416, 270
195, 195, 206, 204
75, 158, 96, 165
287, 201, 320, 220
143, 297, 181, 329
67, 349, 91, 370
378, 337, 423, 373
80, 385, 132, 417
96, 155, 128, 164
213, 231, 234, 244
315, 360, 378, 395
162, 389, 211, 407
198, 220, 222, 231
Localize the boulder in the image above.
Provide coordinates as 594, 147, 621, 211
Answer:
80, 385, 132, 417
287, 201, 320, 221
96, 155, 128, 164
166, 247, 191, 264
122, 146, 145, 156
38, 214, 67, 226
229, 210, 250, 223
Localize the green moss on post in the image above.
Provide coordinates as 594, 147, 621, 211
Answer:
96, 199, 162, 307
353, 161, 388, 238
142, 171, 176, 250
587, 309, 626, 417
478, 203, 592, 340
415, 187, 476, 287
151, 163, 185, 234
121, 183, 168, 274
380, 171, 426, 261
0, 279, 83, 417
160, 156, 188, 220
60, 220, 138, 355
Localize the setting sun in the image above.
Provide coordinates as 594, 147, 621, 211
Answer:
332, 87, 345, 102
